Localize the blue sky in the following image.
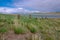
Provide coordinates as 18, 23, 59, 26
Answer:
0, 0, 13, 7
0, 0, 60, 13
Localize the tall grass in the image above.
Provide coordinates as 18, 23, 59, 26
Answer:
26, 24, 38, 33
13, 26, 26, 34
0, 14, 60, 40
0, 27, 7, 34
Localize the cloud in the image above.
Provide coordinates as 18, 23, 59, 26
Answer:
0, 0, 60, 13
13, 0, 60, 12
0, 7, 23, 13
0, 7, 16, 13
0, 7, 40, 13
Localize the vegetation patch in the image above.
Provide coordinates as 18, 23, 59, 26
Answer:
13, 26, 26, 34
0, 27, 7, 34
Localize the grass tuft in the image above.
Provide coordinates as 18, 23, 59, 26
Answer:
0, 27, 7, 34
13, 26, 26, 34
26, 24, 37, 33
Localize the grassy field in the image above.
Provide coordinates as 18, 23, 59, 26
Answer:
0, 14, 60, 40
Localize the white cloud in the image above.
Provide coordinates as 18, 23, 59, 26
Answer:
0, 7, 40, 14
0, 7, 16, 13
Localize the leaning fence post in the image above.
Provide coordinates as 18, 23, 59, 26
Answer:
29, 14, 32, 19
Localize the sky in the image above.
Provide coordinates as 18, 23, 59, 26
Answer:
0, 0, 60, 13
